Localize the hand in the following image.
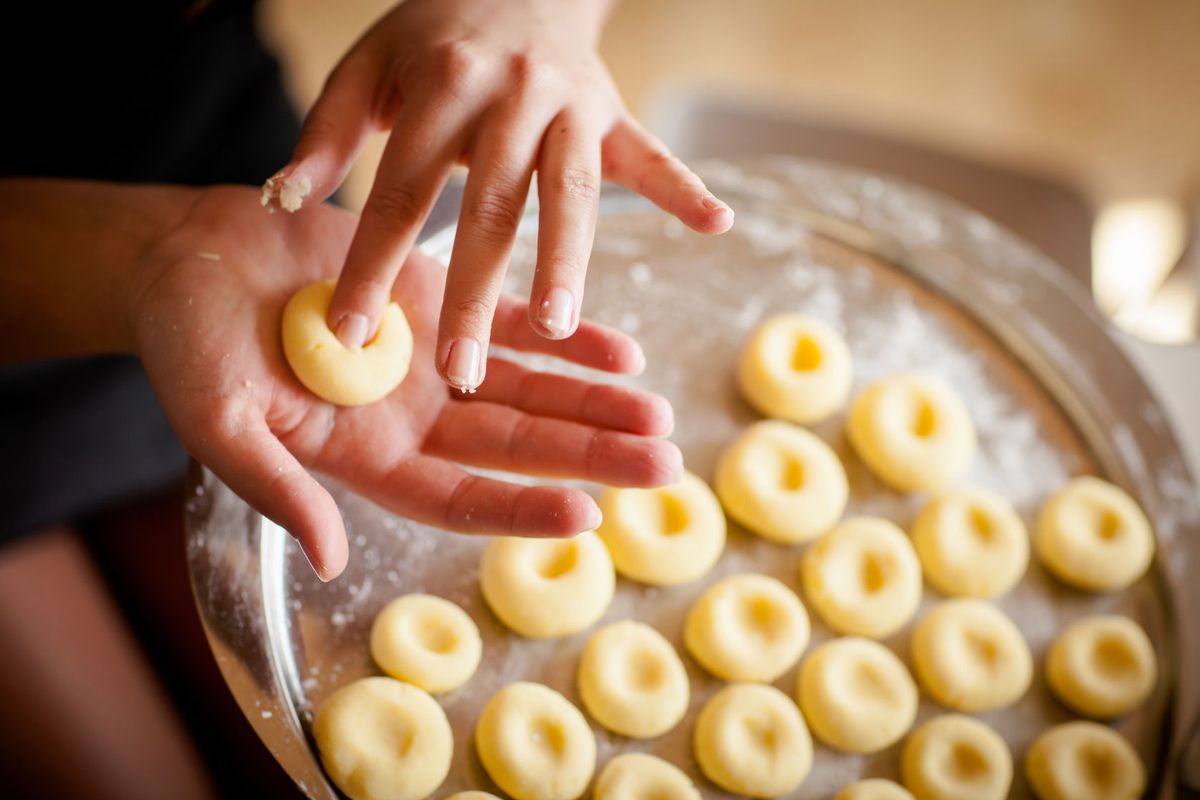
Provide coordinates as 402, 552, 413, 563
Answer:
263, 0, 733, 392
134, 187, 680, 581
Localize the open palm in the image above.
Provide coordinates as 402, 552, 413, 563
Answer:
133, 187, 678, 579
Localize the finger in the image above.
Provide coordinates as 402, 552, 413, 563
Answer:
263, 52, 384, 211
425, 401, 684, 487
602, 117, 734, 234
464, 357, 673, 436
436, 97, 556, 393
491, 294, 646, 374
325, 94, 472, 350
355, 454, 602, 537
196, 424, 348, 581
529, 111, 602, 339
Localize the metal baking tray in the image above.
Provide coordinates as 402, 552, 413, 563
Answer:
186, 157, 1200, 798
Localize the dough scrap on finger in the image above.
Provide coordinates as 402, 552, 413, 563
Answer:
281, 279, 413, 406
480, 531, 614, 639
901, 714, 1012, 800
597, 471, 725, 586
1047, 614, 1157, 718
737, 313, 853, 424
475, 682, 595, 800
593, 752, 700, 800
693, 683, 813, 798
716, 420, 848, 544
912, 487, 1028, 598
369, 594, 482, 694
1035, 476, 1155, 592
801, 517, 922, 638
910, 598, 1032, 712
1025, 721, 1146, 800
578, 620, 689, 739
684, 573, 810, 683
847, 373, 975, 492
313, 677, 452, 800
797, 637, 918, 753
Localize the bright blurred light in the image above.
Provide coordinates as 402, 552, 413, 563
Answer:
1092, 198, 1193, 343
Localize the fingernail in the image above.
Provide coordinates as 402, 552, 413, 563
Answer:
298, 539, 332, 583
333, 312, 369, 350
629, 344, 647, 375
701, 193, 730, 213
446, 338, 483, 393
537, 287, 575, 337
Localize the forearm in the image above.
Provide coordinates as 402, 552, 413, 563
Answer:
0, 178, 195, 362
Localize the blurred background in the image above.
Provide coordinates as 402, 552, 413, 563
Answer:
262, 0, 1200, 346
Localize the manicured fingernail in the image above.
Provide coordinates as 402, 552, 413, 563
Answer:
446, 338, 482, 393
333, 312, 369, 350
537, 287, 575, 337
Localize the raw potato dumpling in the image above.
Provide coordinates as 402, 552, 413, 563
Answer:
444, 794, 501, 800
684, 573, 810, 683
901, 714, 1012, 800
847, 373, 976, 492
281, 279, 413, 406
737, 313, 854, 424
693, 683, 813, 798
835, 779, 916, 800
801, 517, 922, 638
370, 594, 481, 694
1035, 476, 1155, 591
475, 682, 595, 800
1047, 614, 1157, 718
1025, 721, 1146, 800
716, 420, 848, 544
480, 531, 614, 638
597, 471, 725, 586
313, 677, 452, 800
911, 487, 1028, 598
578, 620, 689, 739
797, 637, 918, 753
911, 599, 1032, 712
593, 753, 701, 800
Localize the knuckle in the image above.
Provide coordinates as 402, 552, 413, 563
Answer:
451, 295, 493, 326
508, 52, 555, 93
426, 40, 485, 89
367, 182, 426, 226
554, 167, 600, 203
464, 186, 523, 239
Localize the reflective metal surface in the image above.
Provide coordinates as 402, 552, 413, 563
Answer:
186, 158, 1200, 798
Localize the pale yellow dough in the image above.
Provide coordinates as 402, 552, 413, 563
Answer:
797, 637, 918, 753
1026, 721, 1145, 800
912, 487, 1028, 598
835, 779, 915, 800
577, 620, 689, 739
597, 471, 725, 586
593, 753, 700, 800
313, 676, 452, 800
281, 279, 413, 406
1047, 614, 1156, 718
801, 517, 922, 638
715, 420, 848, 544
370, 594, 481, 694
1035, 476, 1155, 591
847, 373, 976, 492
901, 715, 1012, 800
475, 682, 595, 800
444, 794, 501, 800
480, 531, 614, 638
911, 598, 1032, 712
684, 573, 810, 683
737, 313, 854, 424
693, 683, 813, 798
